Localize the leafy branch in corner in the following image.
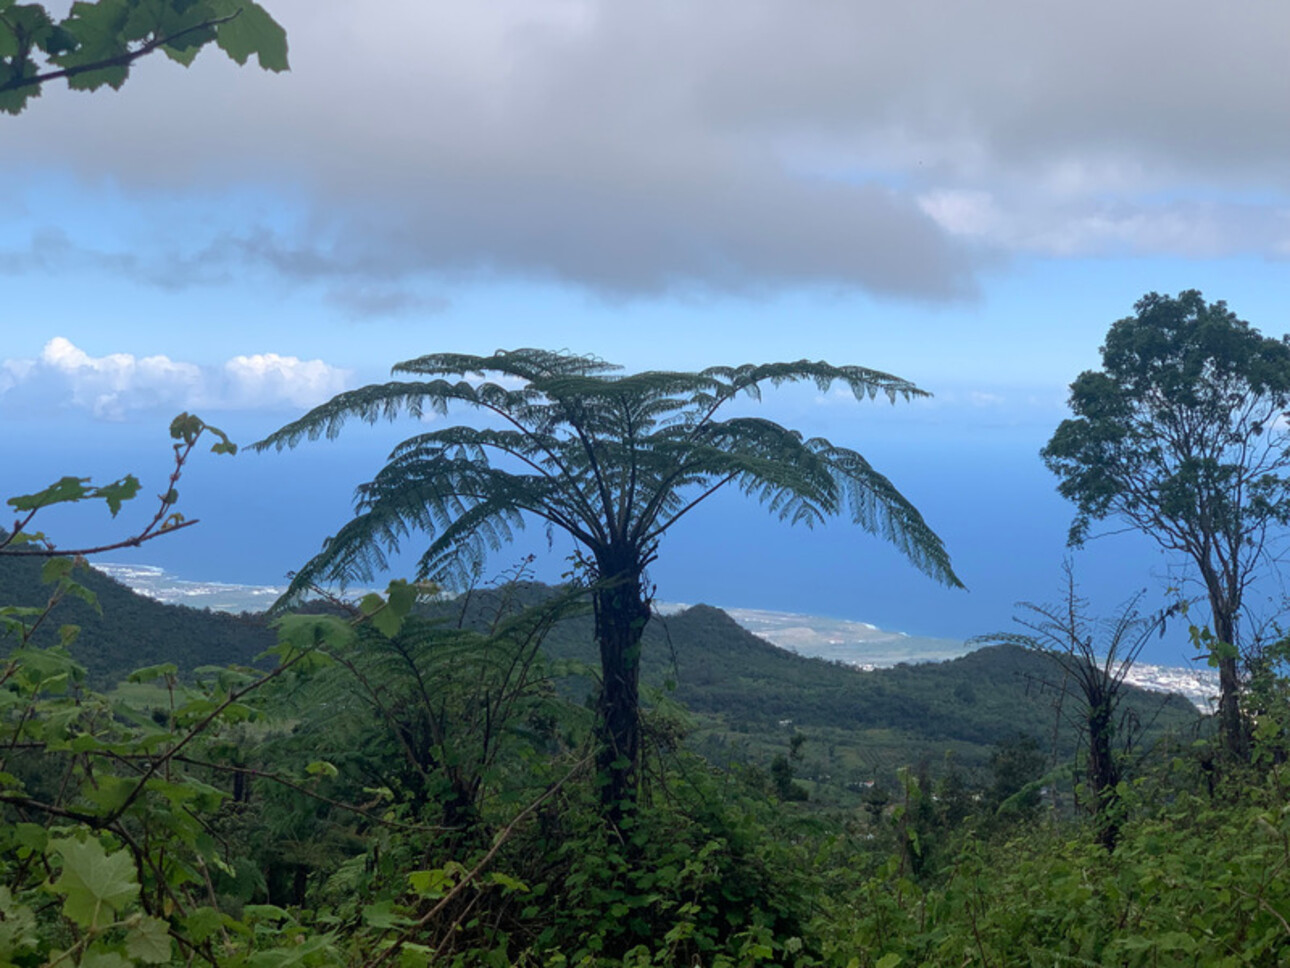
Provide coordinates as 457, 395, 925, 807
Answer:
2, 412, 237, 558
0, 0, 288, 114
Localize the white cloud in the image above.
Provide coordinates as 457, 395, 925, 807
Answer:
223, 353, 350, 409
0, 358, 35, 394
0, 338, 350, 420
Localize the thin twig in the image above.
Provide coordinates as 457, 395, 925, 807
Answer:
171, 757, 454, 834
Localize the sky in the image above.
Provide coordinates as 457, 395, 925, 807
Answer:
4, 0, 1290, 665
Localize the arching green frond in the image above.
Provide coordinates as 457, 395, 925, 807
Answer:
395, 348, 619, 382
348, 450, 603, 589
626, 418, 840, 540
250, 379, 524, 451
274, 492, 419, 608
818, 442, 964, 588
698, 359, 928, 410
382, 429, 608, 537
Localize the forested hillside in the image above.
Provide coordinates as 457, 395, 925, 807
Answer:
0, 552, 276, 681
452, 585, 1200, 791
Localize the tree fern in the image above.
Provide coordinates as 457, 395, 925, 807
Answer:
256, 348, 962, 819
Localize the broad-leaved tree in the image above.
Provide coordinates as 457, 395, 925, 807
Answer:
1043, 291, 1290, 759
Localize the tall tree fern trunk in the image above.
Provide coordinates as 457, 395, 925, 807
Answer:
1086, 696, 1120, 851
592, 560, 650, 824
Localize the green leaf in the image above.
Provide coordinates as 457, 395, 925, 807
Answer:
361, 900, 413, 929
41, 556, 78, 583
0, 17, 19, 59
79, 952, 133, 968
0, 885, 39, 959
92, 475, 141, 516
305, 760, 339, 778
11, 646, 84, 688
214, 0, 288, 71
0, 83, 38, 116
386, 577, 418, 619
81, 774, 137, 815
875, 956, 903, 968
485, 871, 530, 894
242, 903, 291, 923
408, 864, 465, 899
268, 614, 352, 664
12, 823, 47, 855
57, 0, 133, 91
1155, 931, 1199, 953
161, 39, 202, 65
7, 476, 91, 511
169, 412, 204, 443
126, 914, 173, 963
183, 906, 228, 943
62, 578, 100, 612
128, 662, 179, 683
51, 837, 140, 929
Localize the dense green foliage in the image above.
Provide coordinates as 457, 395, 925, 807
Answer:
0, 559, 1277, 968
0, 564, 1200, 794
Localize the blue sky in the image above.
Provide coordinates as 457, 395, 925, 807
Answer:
4, 0, 1290, 665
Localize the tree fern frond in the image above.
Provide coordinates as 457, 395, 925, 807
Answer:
819, 442, 964, 588
394, 348, 619, 382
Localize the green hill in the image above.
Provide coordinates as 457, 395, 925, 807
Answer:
436, 582, 1202, 797
0, 554, 276, 683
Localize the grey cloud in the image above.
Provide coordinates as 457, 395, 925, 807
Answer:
4, 0, 1286, 299
0, 228, 138, 276
324, 285, 451, 320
